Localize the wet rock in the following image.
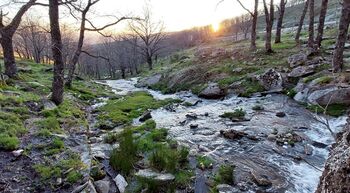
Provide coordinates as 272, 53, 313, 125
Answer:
91, 144, 113, 159
135, 169, 175, 184
11, 149, 24, 157
288, 65, 316, 78
220, 130, 247, 140
56, 178, 62, 186
183, 98, 202, 106
276, 112, 286, 117
139, 111, 152, 122
257, 69, 283, 91
114, 174, 128, 193
312, 141, 328, 149
136, 74, 162, 87
216, 184, 239, 193
304, 144, 313, 155
198, 83, 226, 99
288, 53, 307, 68
267, 134, 277, 141
190, 124, 199, 129
204, 112, 209, 116
186, 113, 198, 119
94, 179, 110, 193
250, 170, 272, 187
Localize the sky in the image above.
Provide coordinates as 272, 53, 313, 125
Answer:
89, 0, 256, 32
1, 0, 256, 32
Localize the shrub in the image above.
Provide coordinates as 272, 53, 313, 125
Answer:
220, 108, 246, 119
197, 155, 213, 169
0, 134, 20, 150
252, 105, 264, 111
214, 164, 235, 185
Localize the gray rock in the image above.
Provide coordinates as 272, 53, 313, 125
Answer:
251, 170, 272, 186
216, 184, 238, 193
11, 149, 24, 157
310, 87, 350, 106
0, 74, 9, 81
114, 174, 128, 193
276, 112, 286, 117
42, 99, 57, 111
94, 180, 110, 193
267, 134, 277, 141
257, 69, 283, 91
137, 74, 162, 87
288, 65, 316, 78
304, 144, 313, 155
135, 169, 175, 183
232, 67, 243, 73
288, 53, 307, 68
198, 83, 226, 99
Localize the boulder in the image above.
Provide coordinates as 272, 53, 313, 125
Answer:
276, 112, 286, 118
94, 179, 110, 193
220, 130, 247, 140
136, 74, 162, 87
257, 69, 283, 91
216, 184, 239, 193
139, 111, 152, 122
288, 53, 307, 68
114, 174, 128, 193
288, 65, 316, 78
198, 83, 226, 99
250, 170, 272, 187
135, 169, 175, 184
309, 87, 350, 106
42, 99, 57, 111
316, 124, 350, 193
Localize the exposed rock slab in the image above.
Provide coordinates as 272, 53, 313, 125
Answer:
198, 83, 226, 99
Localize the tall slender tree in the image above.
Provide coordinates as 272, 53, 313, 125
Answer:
263, 0, 274, 53
236, 0, 259, 50
49, 0, 64, 105
275, 0, 287, 43
316, 0, 329, 47
308, 0, 315, 47
0, 0, 36, 78
332, 0, 350, 72
295, 0, 309, 44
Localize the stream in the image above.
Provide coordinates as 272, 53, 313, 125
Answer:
94, 78, 347, 193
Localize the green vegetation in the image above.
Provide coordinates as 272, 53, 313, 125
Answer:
252, 105, 264, 111
97, 91, 180, 129
197, 155, 214, 169
45, 137, 65, 156
220, 108, 246, 119
214, 164, 235, 185
315, 76, 334, 85
0, 111, 27, 150
306, 104, 348, 117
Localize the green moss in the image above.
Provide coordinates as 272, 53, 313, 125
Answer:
0, 134, 20, 150
104, 132, 119, 144
315, 76, 333, 85
66, 171, 83, 184
175, 170, 193, 188
220, 108, 246, 119
306, 104, 348, 117
45, 138, 65, 156
34, 164, 61, 180
97, 92, 178, 127
197, 155, 214, 169
239, 79, 265, 97
36, 117, 62, 135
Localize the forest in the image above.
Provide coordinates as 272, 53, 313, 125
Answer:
0, 0, 350, 192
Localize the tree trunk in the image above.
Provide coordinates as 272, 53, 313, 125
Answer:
308, 0, 315, 47
295, 0, 309, 44
49, 0, 64, 105
332, 0, 350, 72
275, 0, 286, 43
147, 54, 153, 70
263, 0, 274, 53
1, 35, 17, 77
316, 0, 329, 48
250, 0, 258, 50
316, 121, 350, 193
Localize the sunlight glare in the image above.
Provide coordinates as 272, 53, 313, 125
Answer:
212, 21, 220, 32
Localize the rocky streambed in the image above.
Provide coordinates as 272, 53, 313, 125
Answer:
91, 78, 347, 193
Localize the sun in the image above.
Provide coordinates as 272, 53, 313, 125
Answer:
212, 21, 220, 32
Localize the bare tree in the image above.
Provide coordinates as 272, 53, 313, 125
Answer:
49, 0, 64, 105
295, 0, 309, 44
129, 5, 166, 70
308, 0, 315, 48
315, 0, 329, 48
332, 0, 350, 72
0, 0, 36, 78
263, 0, 274, 53
275, 0, 287, 43
236, 0, 259, 50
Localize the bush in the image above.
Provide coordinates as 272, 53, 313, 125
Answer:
0, 134, 20, 150
252, 105, 264, 111
214, 164, 235, 185
220, 108, 246, 119
197, 155, 213, 169
149, 144, 178, 172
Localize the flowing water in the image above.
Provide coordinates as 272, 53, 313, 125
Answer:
97, 78, 347, 193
